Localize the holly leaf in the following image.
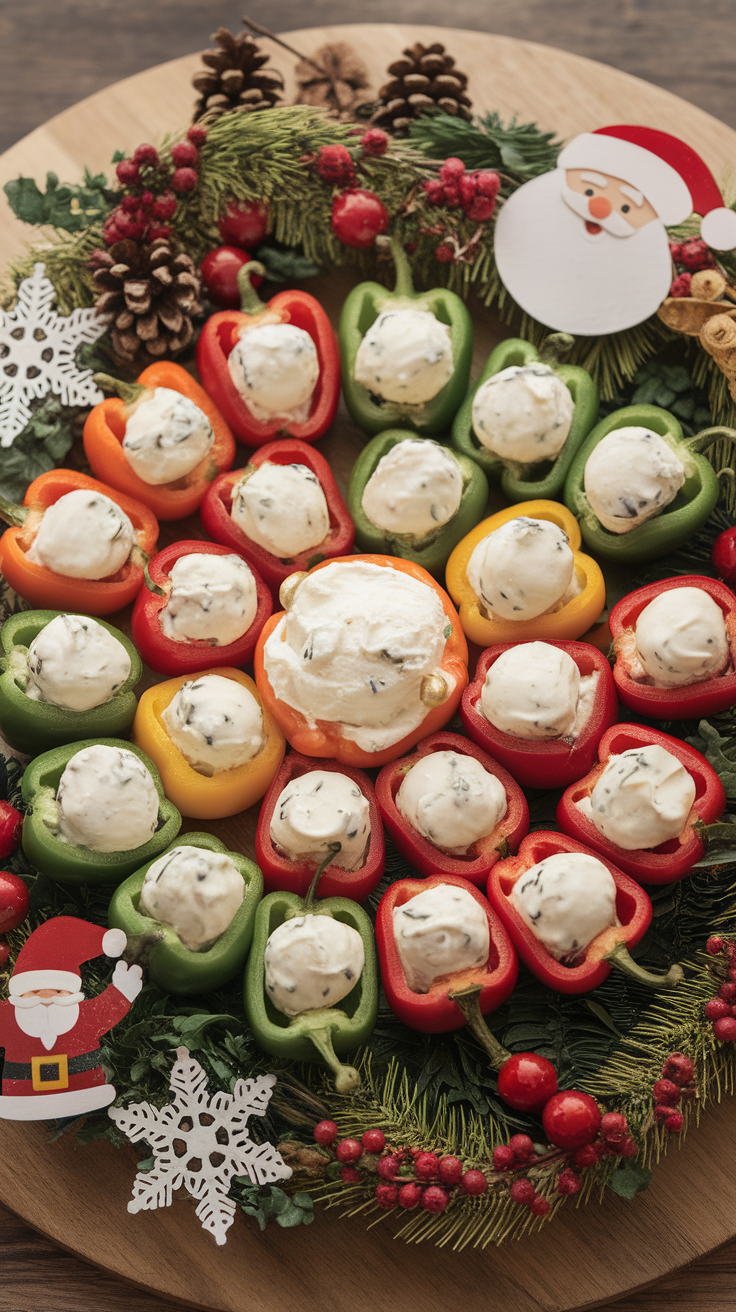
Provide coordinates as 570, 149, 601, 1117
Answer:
607, 1161, 652, 1199
4, 169, 114, 232
691, 720, 736, 803
254, 244, 320, 283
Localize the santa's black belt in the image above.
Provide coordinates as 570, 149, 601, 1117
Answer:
2, 1049, 101, 1079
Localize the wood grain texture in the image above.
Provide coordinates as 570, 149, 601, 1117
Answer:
2, 17, 736, 1312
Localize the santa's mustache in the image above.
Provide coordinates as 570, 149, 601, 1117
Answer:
560, 183, 637, 238
11, 991, 85, 1009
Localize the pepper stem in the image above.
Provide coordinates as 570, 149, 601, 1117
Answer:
683, 425, 736, 454
93, 372, 146, 408
143, 561, 166, 597
237, 262, 268, 315
605, 941, 684, 989
303, 842, 342, 911
388, 234, 415, 298
448, 984, 512, 1070
306, 1025, 361, 1094
539, 332, 575, 364
0, 495, 28, 528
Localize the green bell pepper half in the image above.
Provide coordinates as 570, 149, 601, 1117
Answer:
347, 429, 488, 575
0, 610, 142, 755
108, 832, 263, 995
451, 335, 599, 501
244, 854, 378, 1093
339, 236, 473, 436
564, 403, 735, 563
21, 737, 181, 886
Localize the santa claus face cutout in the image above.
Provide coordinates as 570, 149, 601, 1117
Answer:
494, 125, 736, 337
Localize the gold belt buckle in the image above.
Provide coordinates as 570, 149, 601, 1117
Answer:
31, 1054, 69, 1091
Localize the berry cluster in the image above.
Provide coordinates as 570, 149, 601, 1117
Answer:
652, 1052, 696, 1133
492, 1111, 638, 1216
668, 236, 718, 297
309, 133, 392, 251
103, 126, 208, 247
314, 130, 390, 188
704, 935, 736, 1043
423, 157, 501, 223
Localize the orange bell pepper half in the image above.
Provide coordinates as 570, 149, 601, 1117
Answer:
254, 554, 469, 770
445, 499, 605, 648
82, 361, 236, 521
0, 469, 158, 616
132, 666, 285, 820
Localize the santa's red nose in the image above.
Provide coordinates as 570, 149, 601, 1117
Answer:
588, 196, 612, 219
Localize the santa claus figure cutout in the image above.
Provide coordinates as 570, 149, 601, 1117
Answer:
494, 125, 736, 336
0, 916, 142, 1120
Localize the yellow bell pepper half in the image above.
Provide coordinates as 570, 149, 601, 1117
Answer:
445, 499, 606, 648
132, 666, 285, 820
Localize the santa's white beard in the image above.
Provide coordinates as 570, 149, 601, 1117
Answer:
11, 994, 83, 1051
494, 169, 674, 335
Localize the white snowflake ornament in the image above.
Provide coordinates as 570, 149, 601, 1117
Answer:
109, 1046, 292, 1246
0, 262, 106, 448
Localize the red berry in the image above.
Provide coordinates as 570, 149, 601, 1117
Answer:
542, 1091, 601, 1150
375, 1183, 397, 1209
376, 1154, 400, 1180
669, 272, 692, 297
462, 1169, 488, 1196
572, 1144, 599, 1169
439, 157, 466, 183
437, 1155, 463, 1186
719, 981, 736, 1003
497, 1052, 558, 1114
464, 195, 497, 222
331, 189, 389, 248
316, 143, 355, 186
415, 1152, 439, 1181
669, 239, 683, 261
133, 143, 159, 168
421, 1185, 449, 1214
398, 1181, 423, 1209
680, 238, 716, 271
340, 1165, 361, 1183
557, 1168, 581, 1196
714, 1016, 736, 1042
121, 195, 139, 212
728, 943, 736, 961
600, 1112, 628, 1143
423, 178, 446, 206
652, 1079, 680, 1106
187, 125, 208, 146
361, 1129, 386, 1154
530, 1194, 551, 1216
172, 140, 199, 169
313, 1119, 338, 1146
0, 803, 23, 860
492, 1144, 515, 1172
707, 935, 726, 955
442, 183, 461, 208
459, 174, 477, 207
620, 1137, 639, 1158
146, 225, 171, 243
509, 1179, 535, 1205
664, 1112, 683, 1133
360, 128, 389, 157
508, 1134, 534, 1162
474, 170, 501, 199
116, 159, 139, 185
140, 191, 154, 208
171, 167, 198, 193
153, 191, 178, 220
435, 242, 455, 263
707, 997, 731, 1020
200, 245, 263, 308
712, 528, 736, 584
662, 1053, 695, 1087
218, 199, 269, 248
335, 1138, 362, 1164
654, 1104, 674, 1122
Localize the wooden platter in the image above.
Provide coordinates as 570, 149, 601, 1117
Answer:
1, 23, 736, 1312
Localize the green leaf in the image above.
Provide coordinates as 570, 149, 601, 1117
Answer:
607, 1161, 652, 1199
4, 169, 114, 232
408, 111, 561, 181
254, 244, 320, 282
691, 720, 736, 803
584, 999, 624, 1038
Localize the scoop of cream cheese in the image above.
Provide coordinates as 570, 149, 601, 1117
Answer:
262, 560, 451, 754
393, 883, 490, 993
354, 307, 454, 406
270, 770, 371, 870
122, 387, 214, 485
161, 674, 264, 776
56, 744, 158, 852
228, 322, 320, 423
264, 913, 364, 1017
583, 427, 686, 534
25, 614, 131, 711
467, 517, 575, 621
396, 750, 507, 855
139, 845, 244, 950
231, 461, 330, 558
480, 641, 598, 741
160, 552, 258, 647
471, 364, 574, 464
361, 438, 463, 538
26, 489, 135, 580
580, 744, 696, 850
511, 851, 617, 961
633, 586, 730, 687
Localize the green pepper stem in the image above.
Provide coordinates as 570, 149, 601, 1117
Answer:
307, 1025, 361, 1093
448, 984, 511, 1070
683, 425, 736, 454
303, 842, 342, 911
389, 234, 415, 298
143, 561, 166, 597
0, 496, 28, 528
539, 332, 575, 364
93, 373, 146, 408
237, 262, 268, 315
605, 941, 684, 989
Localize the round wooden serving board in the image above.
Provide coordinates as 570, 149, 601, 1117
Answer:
1, 23, 735, 1312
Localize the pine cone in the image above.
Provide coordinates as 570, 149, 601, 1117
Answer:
192, 27, 283, 121
371, 42, 472, 135
295, 42, 371, 119
89, 239, 201, 365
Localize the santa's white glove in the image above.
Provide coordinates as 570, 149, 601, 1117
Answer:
112, 960, 143, 1003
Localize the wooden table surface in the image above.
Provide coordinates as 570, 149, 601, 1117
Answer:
2, 3, 736, 1310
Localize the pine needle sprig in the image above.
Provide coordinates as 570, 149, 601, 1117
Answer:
408, 111, 562, 180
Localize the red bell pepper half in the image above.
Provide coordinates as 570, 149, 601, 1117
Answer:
255, 749, 385, 901
375, 730, 529, 889
556, 722, 726, 884
195, 263, 341, 446
130, 539, 272, 677
460, 640, 618, 791
376, 873, 518, 1033
609, 573, 736, 720
200, 437, 355, 596
488, 831, 683, 995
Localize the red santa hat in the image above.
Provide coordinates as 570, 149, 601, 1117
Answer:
8, 916, 126, 998
558, 125, 736, 251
